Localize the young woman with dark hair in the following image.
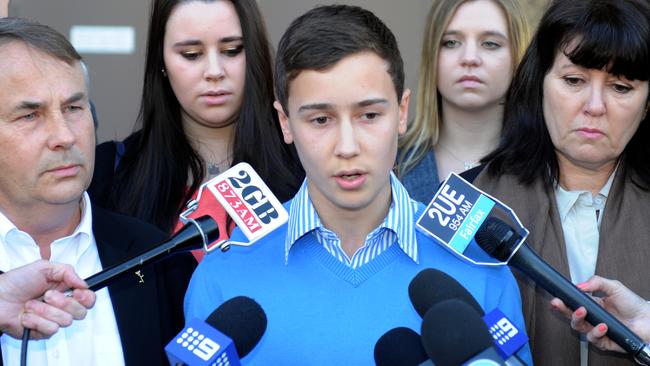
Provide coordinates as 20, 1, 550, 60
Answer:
475, 0, 650, 364
89, 0, 304, 252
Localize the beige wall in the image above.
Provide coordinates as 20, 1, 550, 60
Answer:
8, 0, 549, 143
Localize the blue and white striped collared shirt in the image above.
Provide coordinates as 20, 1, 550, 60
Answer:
285, 172, 419, 269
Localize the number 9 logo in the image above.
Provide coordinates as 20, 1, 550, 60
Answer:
497, 318, 518, 337
193, 338, 221, 361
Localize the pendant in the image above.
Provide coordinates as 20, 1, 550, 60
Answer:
208, 164, 221, 176
464, 161, 480, 170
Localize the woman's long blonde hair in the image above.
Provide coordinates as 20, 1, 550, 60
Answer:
396, 0, 531, 177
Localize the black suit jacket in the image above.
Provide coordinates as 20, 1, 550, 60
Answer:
93, 205, 197, 365
0, 205, 196, 366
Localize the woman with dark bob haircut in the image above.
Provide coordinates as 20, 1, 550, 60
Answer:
474, 0, 650, 364
89, 0, 304, 254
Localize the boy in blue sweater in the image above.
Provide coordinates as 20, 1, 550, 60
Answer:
185, 5, 531, 365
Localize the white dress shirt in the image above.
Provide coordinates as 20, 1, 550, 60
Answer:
555, 172, 615, 366
0, 193, 125, 366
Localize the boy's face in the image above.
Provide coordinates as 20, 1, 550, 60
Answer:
274, 51, 409, 219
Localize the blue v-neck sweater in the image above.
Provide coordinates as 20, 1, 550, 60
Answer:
184, 204, 532, 365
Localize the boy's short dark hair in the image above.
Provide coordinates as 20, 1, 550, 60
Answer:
274, 4, 405, 114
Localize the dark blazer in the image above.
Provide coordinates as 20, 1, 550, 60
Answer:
0, 205, 196, 366
93, 205, 196, 365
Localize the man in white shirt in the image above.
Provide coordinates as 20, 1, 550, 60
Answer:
0, 17, 194, 365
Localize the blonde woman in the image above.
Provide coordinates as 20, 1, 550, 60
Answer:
397, 0, 530, 203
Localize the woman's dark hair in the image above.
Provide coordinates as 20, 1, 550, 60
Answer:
109, 0, 304, 231
484, 0, 650, 189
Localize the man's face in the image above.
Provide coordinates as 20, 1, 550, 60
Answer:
0, 42, 95, 215
275, 51, 409, 220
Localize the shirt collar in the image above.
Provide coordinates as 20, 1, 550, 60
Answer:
555, 168, 616, 221
76, 192, 94, 242
0, 192, 93, 252
0, 207, 17, 241
285, 172, 418, 263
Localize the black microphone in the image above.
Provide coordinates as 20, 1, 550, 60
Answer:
408, 268, 484, 317
476, 217, 650, 365
374, 327, 433, 366
206, 296, 267, 358
421, 299, 504, 366
410, 269, 528, 366
85, 215, 219, 292
166, 296, 267, 365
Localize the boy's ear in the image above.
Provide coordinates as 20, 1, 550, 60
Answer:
398, 88, 411, 135
274, 101, 294, 144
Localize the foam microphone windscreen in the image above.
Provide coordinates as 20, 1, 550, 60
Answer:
374, 327, 429, 366
421, 299, 494, 366
205, 296, 267, 357
475, 217, 518, 262
408, 268, 484, 317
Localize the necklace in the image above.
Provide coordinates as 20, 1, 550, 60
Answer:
437, 143, 481, 171
207, 155, 232, 177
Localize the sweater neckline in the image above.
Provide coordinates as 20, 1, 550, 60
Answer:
299, 235, 404, 287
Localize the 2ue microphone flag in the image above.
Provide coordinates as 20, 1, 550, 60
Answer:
416, 172, 529, 266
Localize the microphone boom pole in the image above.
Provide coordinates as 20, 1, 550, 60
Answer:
85, 215, 219, 292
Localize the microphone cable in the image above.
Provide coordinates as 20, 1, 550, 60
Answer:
20, 328, 29, 366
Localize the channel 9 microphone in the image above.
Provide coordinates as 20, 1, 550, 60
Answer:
408, 268, 484, 317
373, 268, 485, 366
409, 269, 528, 365
166, 296, 267, 366
476, 217, 650, 365
421, 299, 505, 366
